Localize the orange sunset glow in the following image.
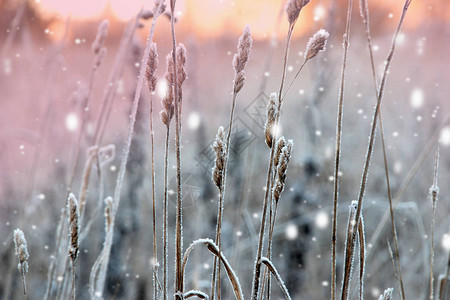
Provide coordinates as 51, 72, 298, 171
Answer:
31, 0, 448, 39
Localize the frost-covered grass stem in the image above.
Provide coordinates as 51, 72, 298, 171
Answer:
182, 239, 244, 300
210, 25, 251, 300
346, 1, 412, 299
87, 6, 165, 298
430, 147, 440, 300
167, 0, 185, 297
252, 9, 299, 299
332, 0, 353, 298
359, 0, 406, 296
163, 127, 170, 300
14, 229, 29, 299
146, 41, 159, 300
341, 201, 358, 300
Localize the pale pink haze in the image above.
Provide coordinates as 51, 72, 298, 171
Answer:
34, 0, 445, 39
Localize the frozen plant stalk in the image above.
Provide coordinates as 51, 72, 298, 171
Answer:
264, 93, 277, 148
68, 193, 80, 263
233, 25, 252, 94
272, 140, 293, 202
212, 126, 226, 190
160, 52, 174, 300
429, 147, 440, 300
282, 29, 329, 98
252, 1, 310, 298
14, 228, 29, 298
285, 0, 311, 25
341, 201, 358, 300
92, 19, 109, 55
304, 29, 329, 60
146, 42, 158, 92
160, 53, 175, 126
68, 193, 79, 300
378, 288, 394, 300
174, 42, 187, 299
210, 25, 252, 300
210, 126, 226, 300
146, 41, 159, 300
261, 138, 293, 299
92, 19, 109, 69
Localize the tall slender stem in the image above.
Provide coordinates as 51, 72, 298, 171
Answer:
344, 2, 413, 299
262, 200, 280, 300
359, 0, 405, 297
211, 188, 224, 300
281, 59, 307, 101
88, 8, 165, 298
168, 1, 184, 297
379, 115, 406, 300
430, 147, 440, 300
71, 261, 76, 300
430, 202, 436, 300
150, 93, 158, 300
332, 0, 353, 298
163, 127, 170, 300
211, 91, 239, 299
251, 24, 293, 300
20, 265, 28, 300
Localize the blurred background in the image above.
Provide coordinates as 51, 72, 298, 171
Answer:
0, 0, 449, 299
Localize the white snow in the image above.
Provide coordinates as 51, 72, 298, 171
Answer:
286, 223, 298, 240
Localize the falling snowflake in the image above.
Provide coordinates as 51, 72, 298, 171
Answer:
3, 58, 11, 75
188, 112, 201, 130
314, 5, 325, 21
156, 79, 168, 98
442, 234, 450, 250
315, 211, 329, 229
286, 223, 298, 240
440, 127, 450, 146
410, 88, 424, 108
65, 113, 79, 132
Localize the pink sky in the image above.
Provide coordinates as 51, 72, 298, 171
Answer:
32, 0, 447, 39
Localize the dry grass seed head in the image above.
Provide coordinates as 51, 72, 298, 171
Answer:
305, 29, 329, 60
176, 43, 187, 108
176, 43, 187, 86
265, 93, 277, 148
274, 137, 286, 169
160, 52, 176, 125
92, 19, 109, 55
165, 52, 175, 86
232, 25, 252, 74
160, 109, 170, 126
212, 126, 226, 189
273, 139, 293, 202
429, 147, 440, 205
93, 47, 107, 69
13, 229, 29, 272
146, 42, 159, 92
153, 0, 167, 16
232, 25, 252, 94
285, 0, 311, 24
429, 185, 440, 204
68, 193, 80, 262
378, 288, 394, 300
359, 0, 369, 21
104, 196, 113, 233
160, 89, 174, 125
234, 71, 245, 94
140, 9, 154, 20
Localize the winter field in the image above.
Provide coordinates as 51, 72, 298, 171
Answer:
0, 0, 449, 299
